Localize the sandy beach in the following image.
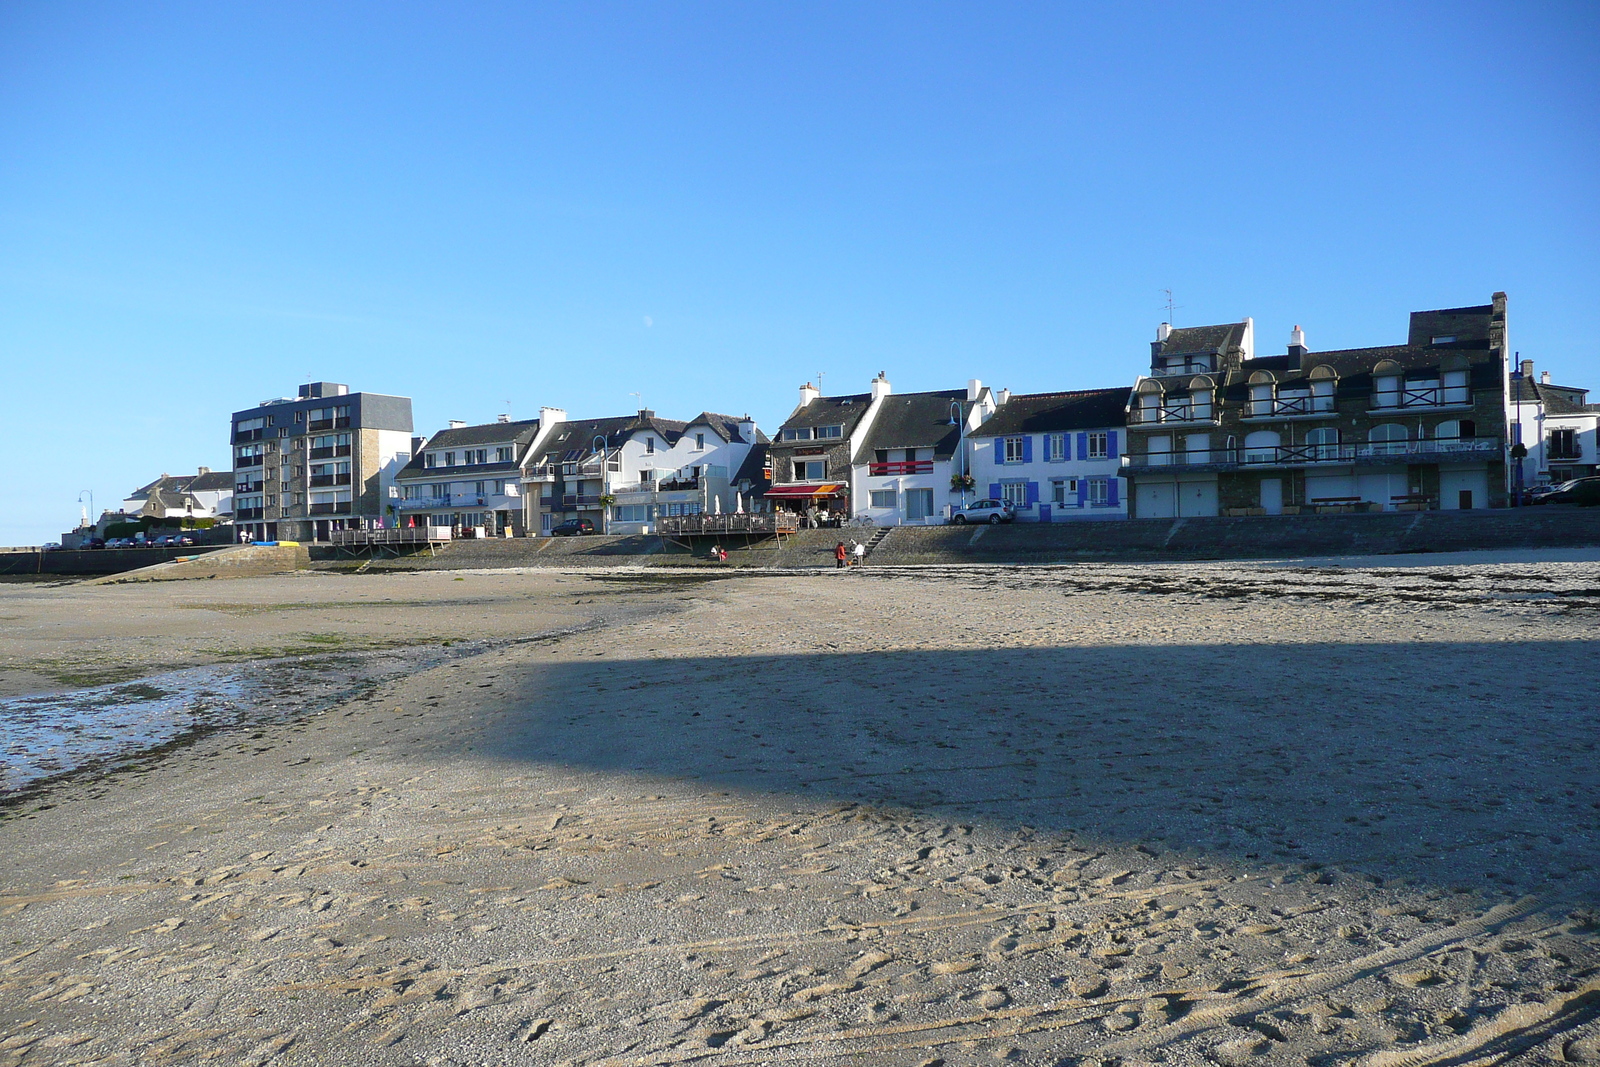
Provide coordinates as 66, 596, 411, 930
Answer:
2, 560, 1598, 1066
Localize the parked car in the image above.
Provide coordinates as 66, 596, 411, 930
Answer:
81, 537, 106, 549
949, 499, 1016, 525
1525, 481, 1572, 504
550, 517, 596, 536
104, 537, 131, 549
173, 533, 196, 546
41, 542, 63, 551
1542, 477, 1600, 507
150, 534, 180, 548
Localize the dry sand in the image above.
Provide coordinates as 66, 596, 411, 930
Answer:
1, 561, 1598, 1066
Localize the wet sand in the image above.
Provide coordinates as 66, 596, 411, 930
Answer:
2, 562, 1598, 1066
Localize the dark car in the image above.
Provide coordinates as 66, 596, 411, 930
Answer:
1543, 477, 1600, 507
551, 518, 596, 536
81, 537, 106, 549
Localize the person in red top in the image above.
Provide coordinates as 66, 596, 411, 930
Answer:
835, 541, 848, 569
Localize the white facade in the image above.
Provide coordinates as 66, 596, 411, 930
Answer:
853, 380, 997, 526
967, 426, 1129, 521
1507, 367, 1599, 487
606, 416, 761, 535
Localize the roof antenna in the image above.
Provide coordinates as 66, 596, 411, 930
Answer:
630, 391, 643, 412
815, 370, 825, 395
1160, 289, 1182, 327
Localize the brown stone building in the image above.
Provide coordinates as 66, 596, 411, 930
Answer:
1123, 295, 1509, 516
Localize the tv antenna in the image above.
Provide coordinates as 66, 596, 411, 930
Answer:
630, 391, 644, 412
1160, 289, 1183, 326
815, 370, 825, 395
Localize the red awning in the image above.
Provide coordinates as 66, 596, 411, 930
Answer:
765, 483, 848, 498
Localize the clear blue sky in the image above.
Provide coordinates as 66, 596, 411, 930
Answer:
2, 2, 1596, 543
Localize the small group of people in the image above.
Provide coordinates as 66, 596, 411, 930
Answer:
707, 544, 728, 562
834, 539, 866, 568
801, 504, 843, 529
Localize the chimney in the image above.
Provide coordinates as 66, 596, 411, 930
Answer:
1520, 359, 1534, 379
411, 436, 425, 454
1157, 322, 1171, 342
870, 372, 892, 401
638, 408, 654, 421
197, 466, 210, 475
497, 413, 510, 423
449, 420, 467, 429
798, 382, 819, 408
1287, 324, 1308, 370
738, 415, 757, 441
1541, 371, 1551, 385
967, 379, 983, 402
539, 406, 567, 427
998, 387, 1011, 406
1151, 325, 1169, 369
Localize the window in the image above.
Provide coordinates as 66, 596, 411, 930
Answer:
1087, 477, 1109, 505
695, 433, 705, 450
1003, 437, 1025, 463
278, 428, 289, 438
1000, 481, 1029, 507
294, 411, 304, 422
443, 452, 456, 466
782, 427, 812, 441
1051, 478, 1077, 504
904, 488, 935, 520
1369, 424, 1409, 455
1431, 335, 1456, 344
1307, 427, 1340, 460
794, 460, 826, 481
1086, 432, 1108, 459
495, 446, 513, 463
473, 481, 486, 496
403, 485, 424, 499
615, 505, 651, 522
815, 425, 843, 439
1046, 434, 1067, 461
645, 437, 655, 454
869, 489, 897, 509
1550, 428, 1580, 459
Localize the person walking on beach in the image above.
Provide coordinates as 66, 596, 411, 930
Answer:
835, 541, 848, 569
853, 540, 866, 566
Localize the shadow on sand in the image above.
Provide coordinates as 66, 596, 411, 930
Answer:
482, 639, 1600, 901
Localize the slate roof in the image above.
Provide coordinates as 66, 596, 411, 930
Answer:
1509, 378, 1596, 414
1159, 322, 1249, 356
686, 412, 768, 445
533, 413, 689, 466
732, 443, 772, 494
970, 388, 1132, 437
859, 390, 974, 459
777, 393, 873, 434
187, 470, 235, 493
398, 419, 541, 479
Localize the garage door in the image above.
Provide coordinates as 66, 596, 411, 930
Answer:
1136, 482, 1176, 518
1179, 478, 1219, 517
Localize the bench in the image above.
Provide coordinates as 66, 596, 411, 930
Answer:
1309, 496, 1369, 514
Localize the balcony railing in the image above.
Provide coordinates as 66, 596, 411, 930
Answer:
309, 445, 353, 460
236, 454, 264, 468
232, 428, 267, 443
1132, 403, 1215, 424
1125, 437, 1502, 469
524, 465, 558, 481
1371, 385, 1471, 410
1246, 395, 1335, 417
561, 494, 601, 507
309, 474, 352, 487
398, 494, 488, 510
868, 460, 935, 475
309, 503, 352, 516
235, 480, 264, 494
308, 417, 350, 432
657, 513, 800, 536
236, 507, 265, 521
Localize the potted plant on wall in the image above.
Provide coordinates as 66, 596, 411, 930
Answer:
950, 472, 975, 492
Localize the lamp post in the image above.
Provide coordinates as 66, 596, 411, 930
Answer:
948, 401, 969, 514
593, 434, 609, 534
1510, 359, 1524, 505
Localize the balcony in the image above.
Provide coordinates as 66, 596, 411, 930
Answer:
308, 417, 350, 432
1370, 385, 1471, 412
868, 460, 935, 476
398, 494, 487, 510
236, 507, 265, 521
309, 474, 353, 487
524, 465, 558, 482
232, 428, 266, 443
309, 445, 353, 460
1123, 437, 1502, 472
236, 454, 264, 468
1242, 396, 1336, 419
1131, 403, 1218, 426
308, 503, 352, 516
561, 494, 601, 507
235, 480, 264, 494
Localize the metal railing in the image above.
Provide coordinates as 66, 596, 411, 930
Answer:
309, 503, 352, 516
397, 494, 487, 509
657, 513, 799, 536
330, 526, 452, 546
1132, 403, 1214, 424
1246, 395, 1335, 417
1125, 437, 1501, 468
1371, 385, 1471, 409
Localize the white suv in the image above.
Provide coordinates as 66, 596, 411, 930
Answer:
950, 499, 1016, 525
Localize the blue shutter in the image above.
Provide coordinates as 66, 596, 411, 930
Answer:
1026, 481, 1039, 504
988, 483, 1002, 500
1039, 504, 1052, 522
1077, 432, 1088, 459
996, 439, 1006, 462
1108, 478, 1120, 507
1107, 431, 1118, 459
1022, 436, 1033, 463
1061, 433, 1071, 461
1077, 479, 1088, 506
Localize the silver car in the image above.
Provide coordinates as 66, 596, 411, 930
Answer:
950, 499, 1016, 525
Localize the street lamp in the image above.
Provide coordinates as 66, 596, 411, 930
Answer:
593, 434, 609, 534
949, 401, 970, 513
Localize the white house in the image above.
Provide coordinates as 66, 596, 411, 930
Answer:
852, 378, 997, 525
1508, 358, 1600, 488
967, 388, 1133, 521
120, 468, 236, 523
395, 416, 542, 535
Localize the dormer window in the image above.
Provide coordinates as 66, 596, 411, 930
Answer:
1431, 335, 1456, 344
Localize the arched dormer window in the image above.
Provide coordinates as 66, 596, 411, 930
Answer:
1247, 370, 1275, 416
1135, 379, 1163, 424
1309, 365, 1338, 412
1372, 360, 1402, 409
1190, 375, 1215, 420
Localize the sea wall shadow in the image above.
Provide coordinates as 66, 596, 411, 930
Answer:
484, 640, 1600, 899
